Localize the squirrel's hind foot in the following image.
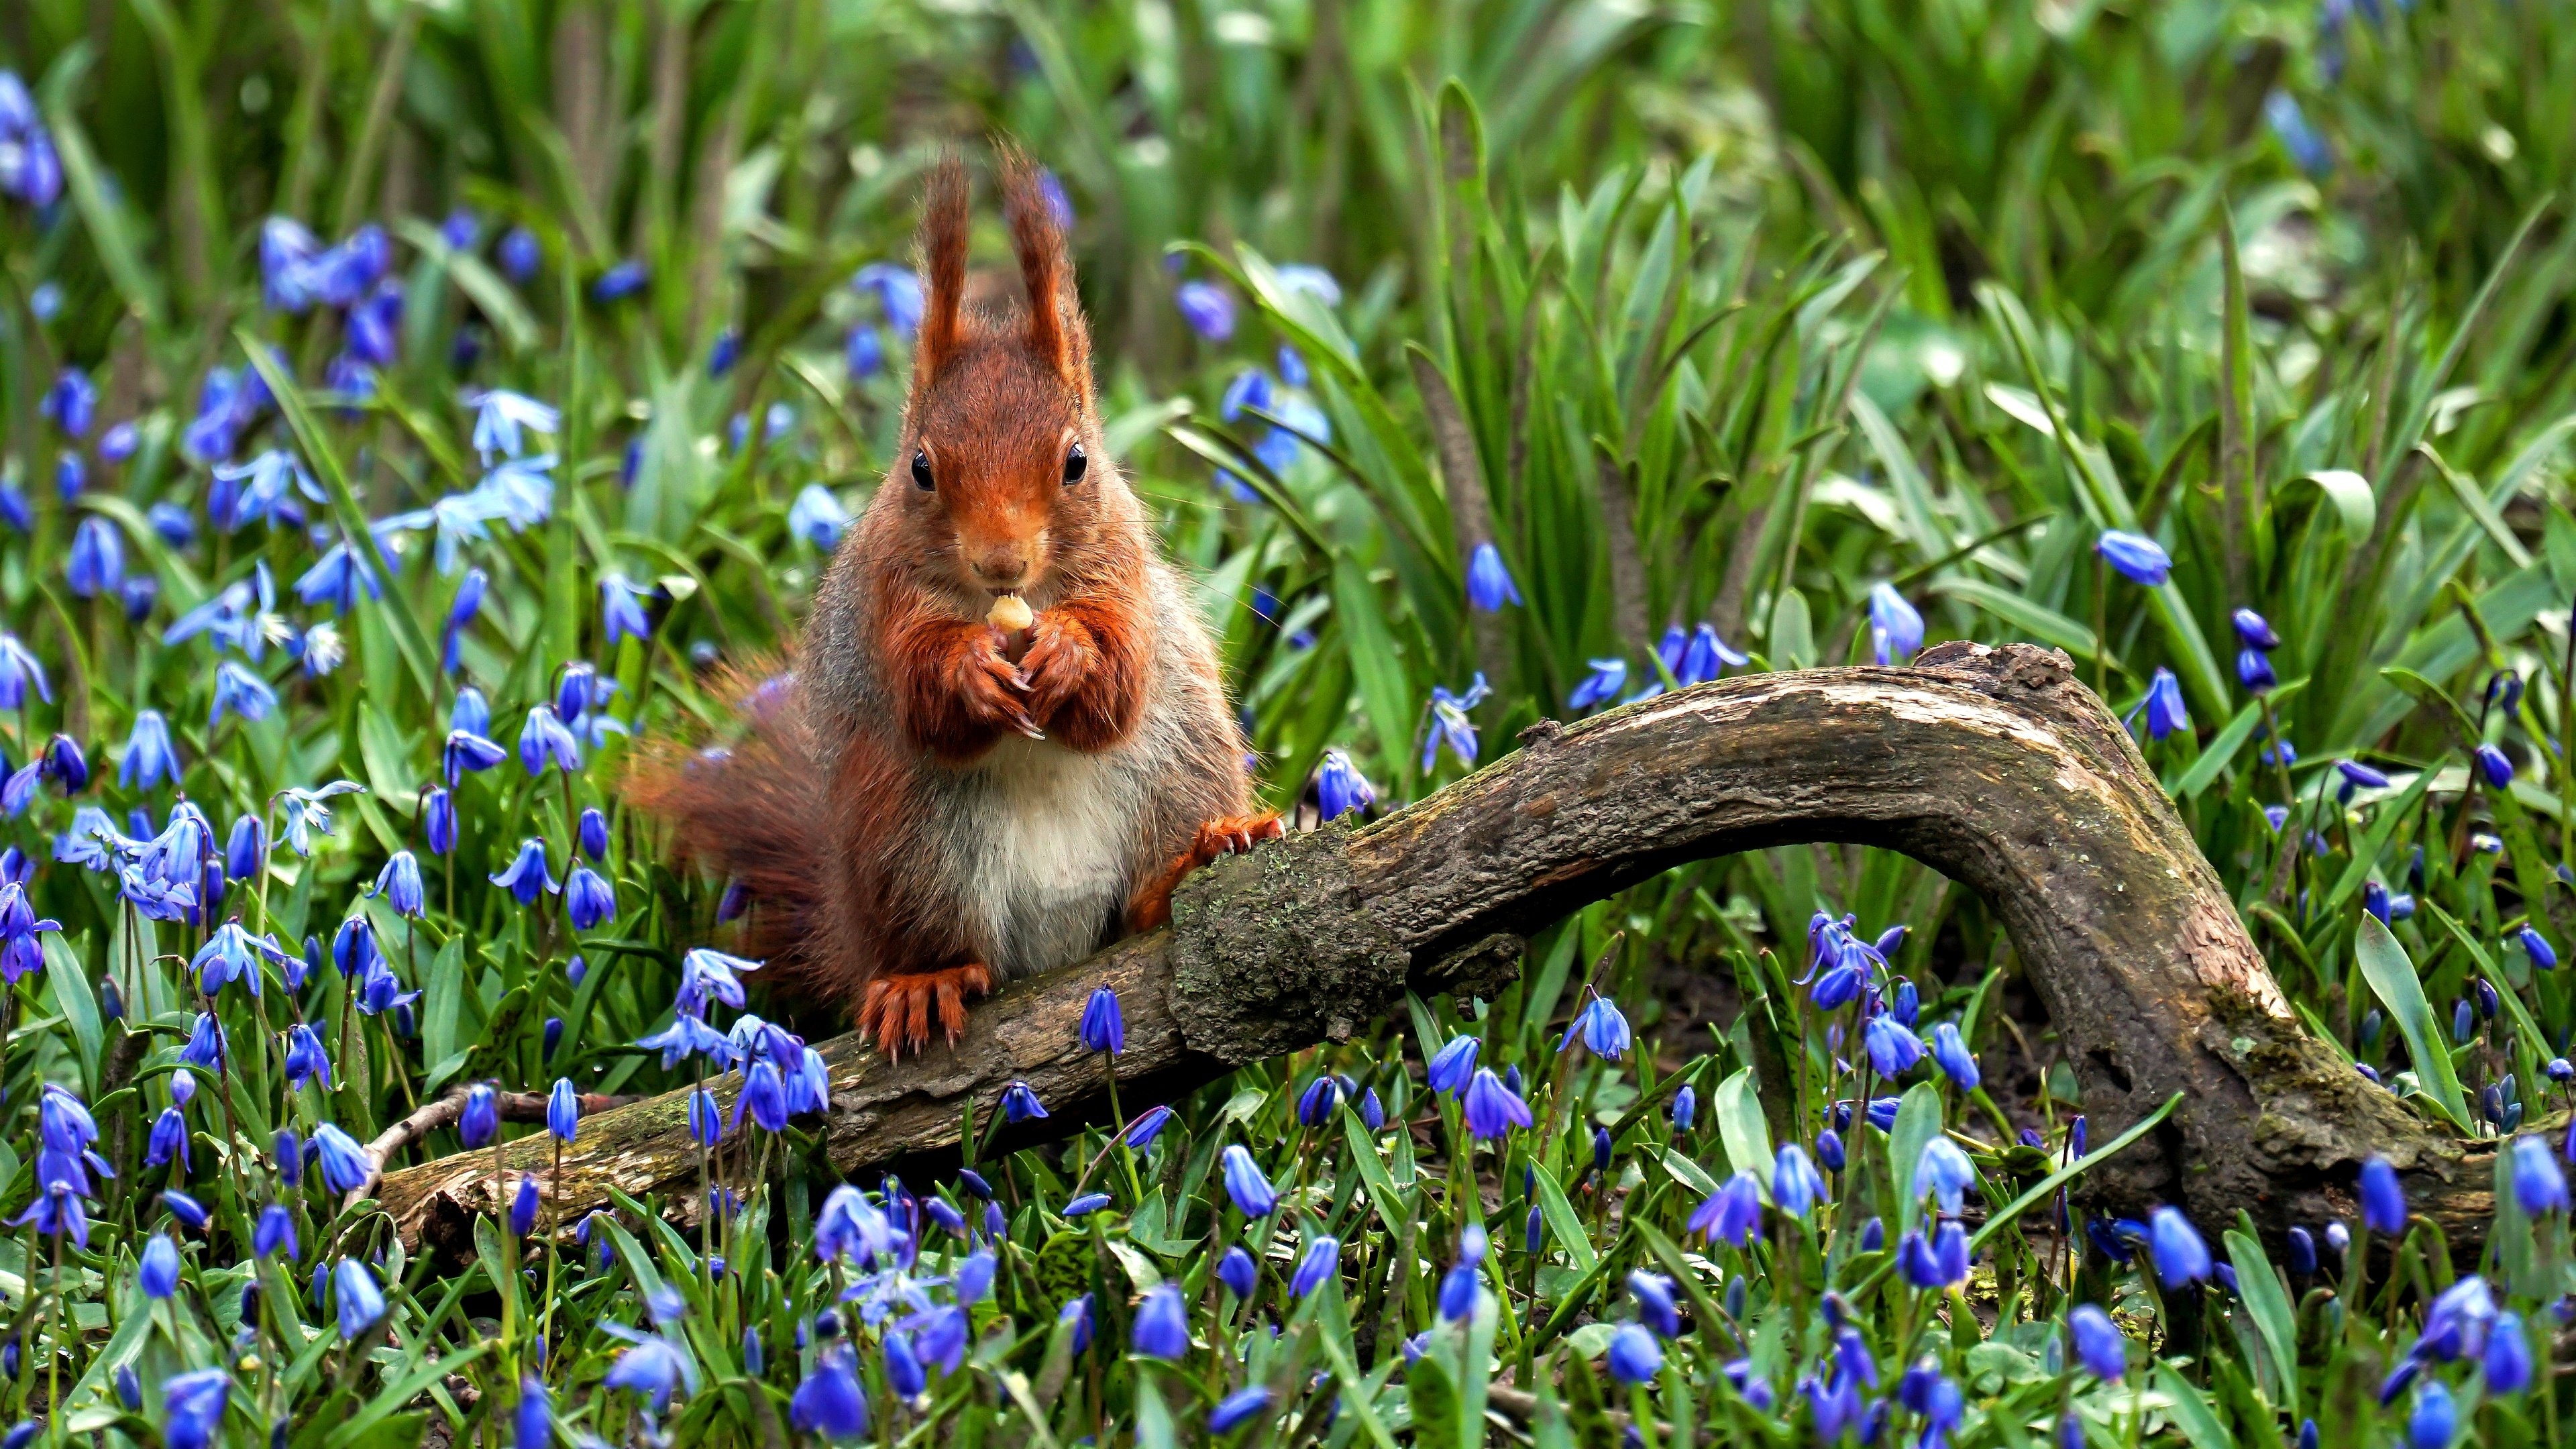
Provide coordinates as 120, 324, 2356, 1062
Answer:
859, 963, 995, 1058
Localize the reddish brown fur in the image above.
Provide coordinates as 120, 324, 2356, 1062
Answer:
630, 148, 1273, 1057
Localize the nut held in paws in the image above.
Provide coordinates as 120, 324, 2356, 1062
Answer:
986, 594, 1034, 632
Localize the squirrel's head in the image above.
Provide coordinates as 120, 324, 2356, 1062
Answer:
891, 149, 1122, 606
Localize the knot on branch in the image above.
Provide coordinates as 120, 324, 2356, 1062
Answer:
1167, 826, 1408, 1061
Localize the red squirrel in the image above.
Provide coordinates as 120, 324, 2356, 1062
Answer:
633, 152, 1280, 1056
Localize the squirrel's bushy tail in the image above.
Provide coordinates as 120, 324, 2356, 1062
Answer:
624, 665, 863, 1008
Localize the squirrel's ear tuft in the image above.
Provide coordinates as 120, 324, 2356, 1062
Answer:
914, 154, 970, 382
998, 144, 1089, 398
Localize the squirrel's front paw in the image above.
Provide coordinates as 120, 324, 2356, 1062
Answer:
957, 634, 1044, 739
1018, 612, 1098, 722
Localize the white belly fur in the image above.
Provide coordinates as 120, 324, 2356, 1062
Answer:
951, 735, 1139, 977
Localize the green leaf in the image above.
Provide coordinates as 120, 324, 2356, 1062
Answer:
2223, 1224, 2302, 1413
2351, 914, 2473, 1132
44, 936, 102, 1099
2153, 1364, 2239, 1449
1529, 1161, 1599, 1273
2277, 470, 2377, 542
1928, 578, 2108, 667
1888, 1081, 1944, 1238
1334, 555, 1417, 784
1709, 1067, 1773, 1182
237, 332, 443, 703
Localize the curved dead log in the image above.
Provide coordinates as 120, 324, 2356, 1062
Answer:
377, 641, 2487, 1249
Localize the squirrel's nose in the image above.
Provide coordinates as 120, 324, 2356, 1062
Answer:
970, 549, 1028, 588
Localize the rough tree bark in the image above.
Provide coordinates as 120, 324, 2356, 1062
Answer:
378, 642, 2489, 1250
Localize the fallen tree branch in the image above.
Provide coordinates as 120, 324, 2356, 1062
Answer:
378, 642, 2483, 1250
349, 1087, 642, 1206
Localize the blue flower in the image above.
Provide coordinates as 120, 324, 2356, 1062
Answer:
1606, 1322, 1663, 1384
1773, 1144, 1827, 1217
162, 1370, 231, 1449
313, 1122, 372, 1193
2069, 1303, 2125, 1379
2239, 648, 2277, 694
1568, 658, 1627, 710
2094, 529, 2172, 586
547, 1079, 580, 1142
66, 516, 123, 598
513, 1378, 549, 1449
137, 1232, 180, 1298
1686, 1171, 1764, 1247
733, 1060, 790, 1132
254, 1202, 297, 1260
1915, 1137, 1977, 1216
283, 1024, 333, 1091
1290, 1234, 1340, 1297
333, 1258, 386, 1337
1679, 623, 1748, 685
2336, 758, 2390, 796
2360, 1155, 2407, 1234
2518, 926, 2557, 971
146, 1108, 189, 1169
1080, 985, 1124, 1055
1466, 543, 1521, 610
1132, 1283, 1188, 1358
461, 1084, 498, 1148
1216, 1246, 1258, 1300
1672, 1085, 1696, 1132
2134, 667, 2190, 741
376, 851, 425, 918
1929, 1022, 1980, 1090
1316, 749, 1376, 821
1869, 582, 1925, 663
1296, 1075, 1341, 1126
2233, 608, 2279, 649
2475, 743, 2516, 790
517, 706, 584, 776
1221, 1144, 1277, 1216
1462, 1068, 1532, 1140
851, 262, 924, 334
0, 636, 49, 711
211, 660, 277, 725
1866, 1015, 1926, 1077
1208, 1386, 1272, 1436
677, 947, 763, 1016
1175, 280, 1236, 341
592, 260, 649, 303
1124, 1105, 1174, 1149
498, 227, 541, 282
2406, 1382, 2453, 1449
1421, 674, 1491, 773
487, 837, 559, 905
2265, 90, 2332, 178
162, 1190, 207, 1230
564, 864, 616, 931
1062, 1191, 1112, 1219
789, 484, 849, 551
998, 1081, 1046, 1123
2148, 1205, 2211, 1287
2486, 1311, 2532, 1395
1426, 1035, 1480, 1095
2511, 1134, 2568, 1213
845, 323, 885, 378
600, 574, 654, 644
294, 541, 381, 614
1560, 996, 1631, 1060
466, 390, 559, 464
40, 367, 95, 439
179, 1012, 227, 1069
790, 1348, 869, 1437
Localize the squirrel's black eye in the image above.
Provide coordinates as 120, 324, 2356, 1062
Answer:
1063, 443, 1087, 484
910, 447, 934, 491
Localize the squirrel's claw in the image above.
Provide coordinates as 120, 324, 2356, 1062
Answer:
859, 963, 994, 1058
